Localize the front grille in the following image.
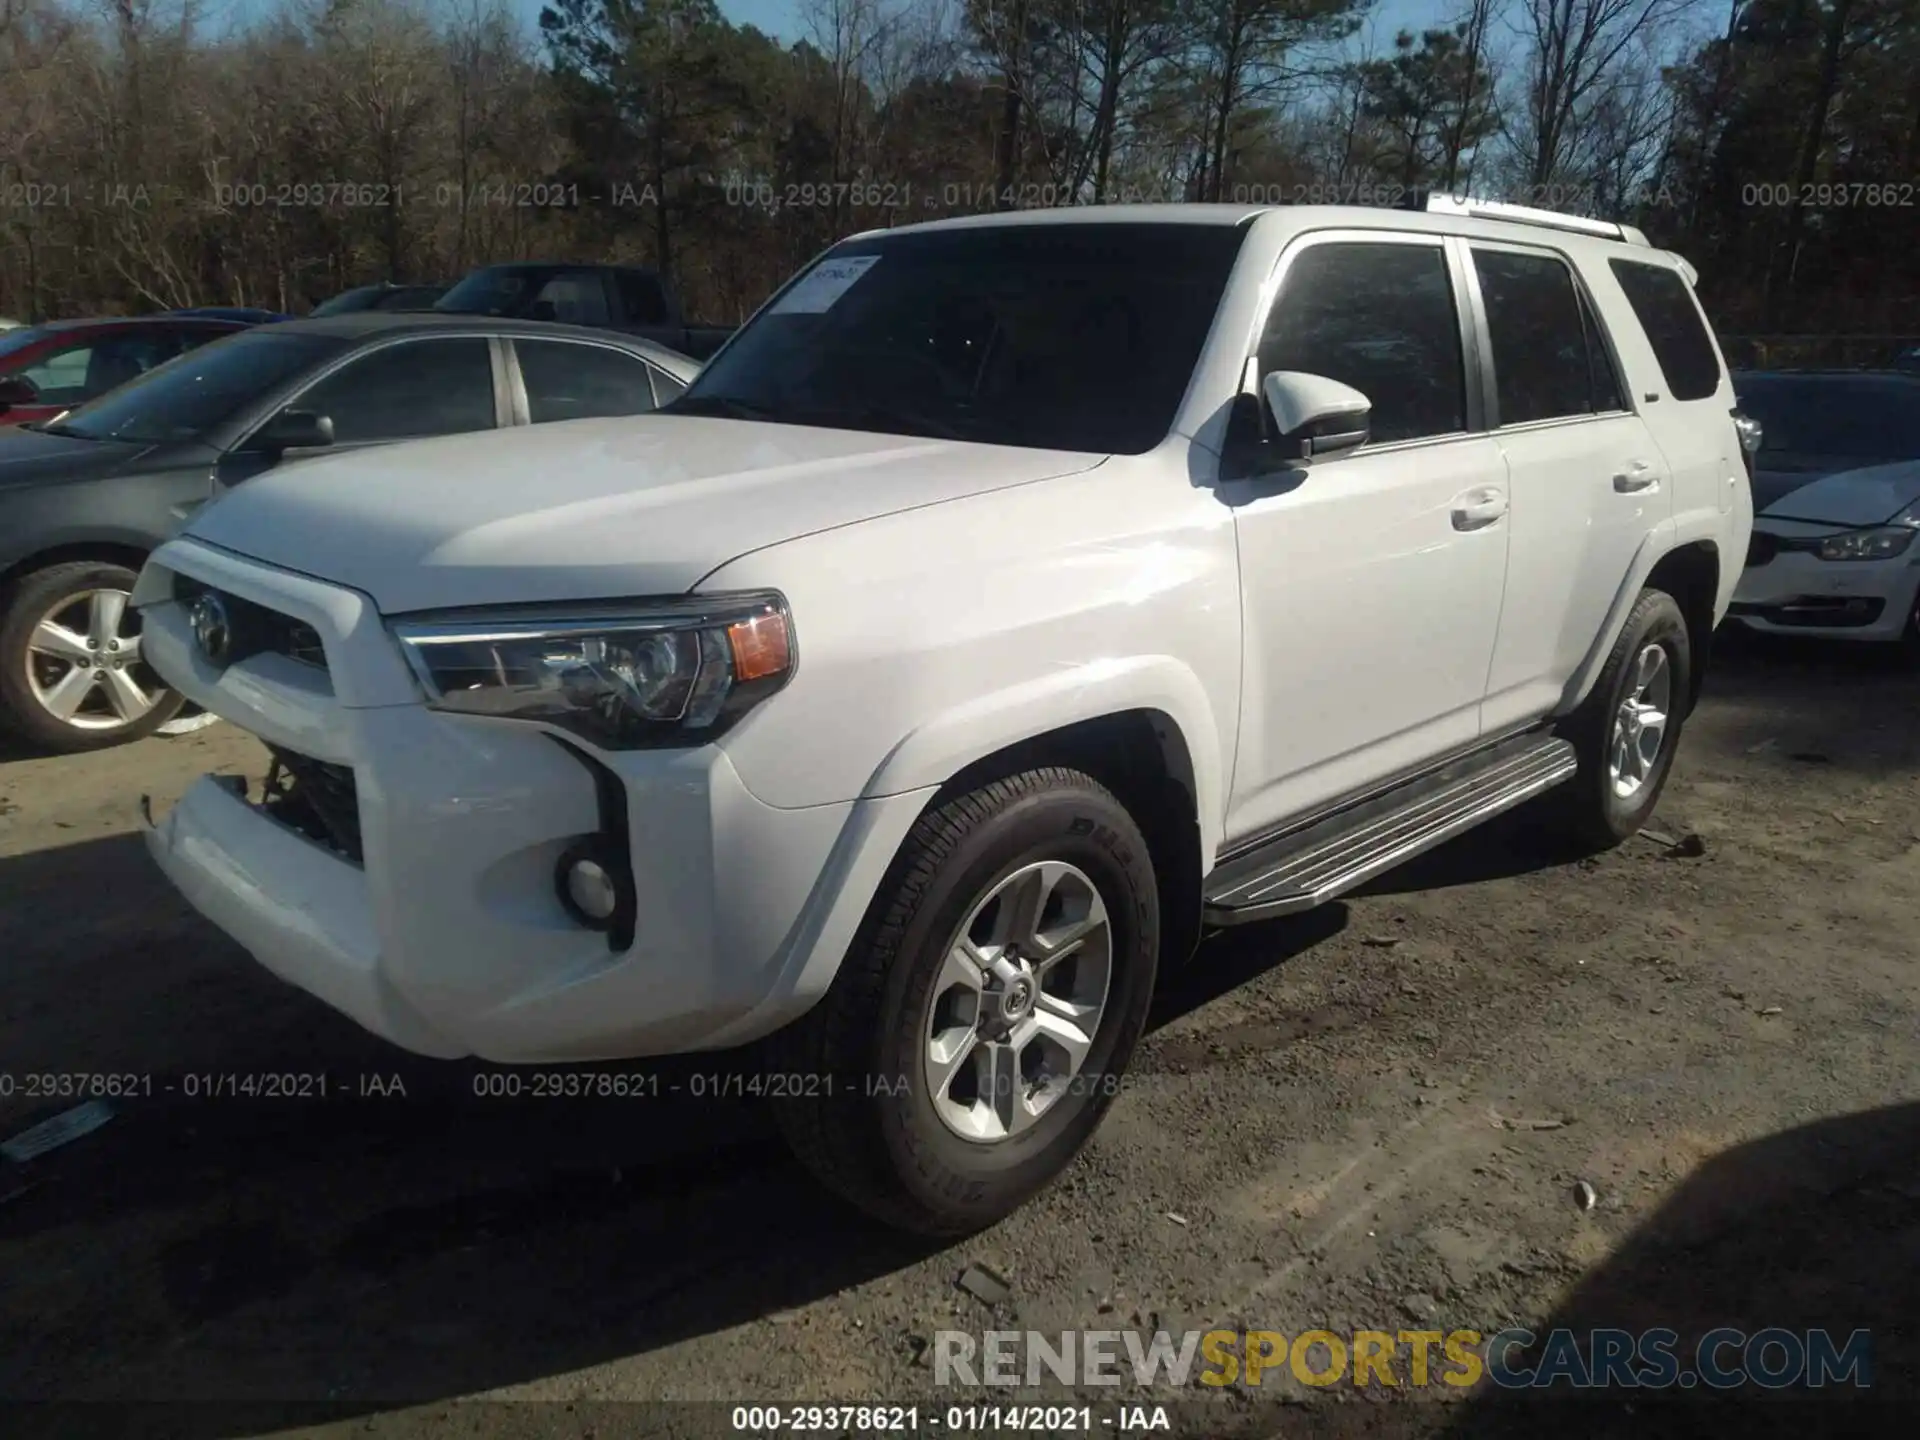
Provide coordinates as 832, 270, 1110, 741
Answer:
172, 577, 328, 673
261, 745, 363, 864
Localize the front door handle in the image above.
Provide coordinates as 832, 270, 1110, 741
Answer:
1451, 486, 1508, 530
1613, 460, 1659, 493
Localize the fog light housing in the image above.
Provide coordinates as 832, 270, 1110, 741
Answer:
556, 840, 629, 931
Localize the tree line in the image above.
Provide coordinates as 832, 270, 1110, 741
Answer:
0, 0, 1915, 342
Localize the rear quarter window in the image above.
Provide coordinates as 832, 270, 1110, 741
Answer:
1608, 259, 1723, 402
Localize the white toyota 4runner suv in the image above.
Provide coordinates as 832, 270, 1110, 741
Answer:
135, 199, 1754, 1235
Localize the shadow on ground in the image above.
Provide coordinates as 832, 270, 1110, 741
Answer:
1428, 1100, 1919, 1438
0, 830, 1353, 1436
1697, 627, 1920, 778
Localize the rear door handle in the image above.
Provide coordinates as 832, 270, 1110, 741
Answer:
1613, 460, 1659, 493
1451, 486, 1508, 530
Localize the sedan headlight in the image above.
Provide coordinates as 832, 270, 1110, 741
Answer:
391, 592, 794, 748
1816, 503, 1920, 562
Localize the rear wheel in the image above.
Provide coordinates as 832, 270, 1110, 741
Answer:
1553, 587, 1691, 850
0, 561, 183, 752
769, 767, 1159, 1236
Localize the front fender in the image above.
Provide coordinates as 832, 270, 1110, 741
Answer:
860, 654, 1229, 864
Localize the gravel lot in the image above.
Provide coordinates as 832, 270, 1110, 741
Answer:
1, 629, 1915, 1438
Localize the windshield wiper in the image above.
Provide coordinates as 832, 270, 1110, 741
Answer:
664, 394, 782, 421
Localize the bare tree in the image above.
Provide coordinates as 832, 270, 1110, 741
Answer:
1507, 0, 1683, 187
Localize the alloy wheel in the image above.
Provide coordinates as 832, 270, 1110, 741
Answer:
1608, 641, 1672, 799
922, 859, 1114, 1143
25, 588, 164, 731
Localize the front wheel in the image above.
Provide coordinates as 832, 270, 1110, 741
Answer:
0, 561, 184, 752
769, 767, 1160, 1236
1554, 586, 1692, 850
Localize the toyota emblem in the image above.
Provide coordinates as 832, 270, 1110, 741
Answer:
189, 591, 233, 666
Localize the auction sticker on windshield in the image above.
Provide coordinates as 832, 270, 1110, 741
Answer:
771, 255, 880, 313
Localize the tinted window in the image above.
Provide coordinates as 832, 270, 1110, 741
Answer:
295, 338, 496, 444
18, 341, 95, 402
47, 332, 346, 443
375, 286, 445, 311
1259, 241, 1465, 445
675, 223, 1247, 454
517, 340, 659, 422
1610, 260, 1721, 402
1472, 248, 1594, 425
614, 271, 668, 324
1579, 288, 1625, 412
309, 286, 381, 318
529, 273, 611, 327
1732, 377, 1920, 458
435, 267, 532, 314
175, 328, 230, 355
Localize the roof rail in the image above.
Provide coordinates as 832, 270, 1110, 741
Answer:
1408, 192, 1650, 246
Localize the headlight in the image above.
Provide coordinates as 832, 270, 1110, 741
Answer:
391, 592, 794, 748
1816, 525, 1917, 562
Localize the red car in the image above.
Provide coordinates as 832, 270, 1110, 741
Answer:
0, 316, 254, 427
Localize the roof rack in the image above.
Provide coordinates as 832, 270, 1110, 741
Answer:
1402, 191, 1650, 246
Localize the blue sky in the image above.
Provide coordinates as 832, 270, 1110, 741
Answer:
520, 0, 1450, 51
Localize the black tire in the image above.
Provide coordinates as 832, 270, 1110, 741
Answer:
0, 560, 184, 753
1553, 587, 1691, 851
768, 767, 1160, 1236
1896, 588, 1920, 663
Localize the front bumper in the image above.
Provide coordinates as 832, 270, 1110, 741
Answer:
135, 538, 931, 1063
1731, 546, 1920, 642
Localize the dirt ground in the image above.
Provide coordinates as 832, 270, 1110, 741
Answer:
1, 627, 1916, 1439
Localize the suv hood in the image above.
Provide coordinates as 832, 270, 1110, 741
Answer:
183, 416, 1105, 613
1757, 458, 1920, 528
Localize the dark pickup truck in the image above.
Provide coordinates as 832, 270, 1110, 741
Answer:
432, 263, 734, 361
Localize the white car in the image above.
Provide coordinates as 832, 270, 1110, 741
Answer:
133, 198, 1753, 1234
1731, 461, 1920, 646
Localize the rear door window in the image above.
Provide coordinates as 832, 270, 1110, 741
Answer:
516, 339, 661, 422
1609, 259, 1722, 402
1471, 248, 1601, 425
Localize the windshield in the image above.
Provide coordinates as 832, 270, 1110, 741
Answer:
435, 267, 542, 316
46, 331, 347, 443
310, 287, 379, 318
0, 326, 48, 362
668, 223, 1248, 453
1734, 376, 1920, 460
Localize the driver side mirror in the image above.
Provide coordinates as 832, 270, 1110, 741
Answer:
251, 409, 334, 454
1262, 371, 1371, 461
0, 374, 40, 413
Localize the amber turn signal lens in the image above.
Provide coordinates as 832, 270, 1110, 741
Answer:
726, 612, 792, 682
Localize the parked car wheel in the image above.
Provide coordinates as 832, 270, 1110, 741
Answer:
770, 766, 1160, 1236
0, 561, 183, 752
1554, 587, 1692, 850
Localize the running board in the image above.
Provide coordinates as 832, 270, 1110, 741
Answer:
1203, 734, 1578, 925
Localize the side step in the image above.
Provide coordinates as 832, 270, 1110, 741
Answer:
1203, 733, 1578, 925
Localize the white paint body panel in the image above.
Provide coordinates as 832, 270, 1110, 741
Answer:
135, 204, 1752, 1062
1732, 516, 1920, 643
